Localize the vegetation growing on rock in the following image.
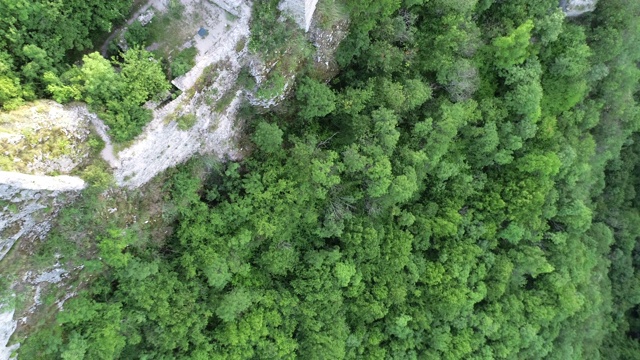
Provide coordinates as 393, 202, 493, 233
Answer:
4, 0, 640, 359
0, 101, 92, 174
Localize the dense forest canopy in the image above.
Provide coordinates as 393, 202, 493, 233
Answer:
4, 0, 640, 358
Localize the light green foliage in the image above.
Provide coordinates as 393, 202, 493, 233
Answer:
81, 53, 120, 105
216, 288, 254, 322
403, 78, 432, 110
493, 20, 534, 69
296, 77, 336, 120
45, 49, 170, 142
535, 8, 564, 45
0, 0, 132, 106
120, 48, 170, 104
80, 164, 114, 190
252, 121, 283, 153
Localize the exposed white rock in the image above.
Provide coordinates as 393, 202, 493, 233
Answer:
0, 172, 85, 261
137, 8, 155, 25
32, 268, 67, 284
0, 172, 85, 192
561, 0, 598, 17
0, 305, 18, 360
209, 0, 243, 17
279, 0, 319, 32
112, 0, 252, 188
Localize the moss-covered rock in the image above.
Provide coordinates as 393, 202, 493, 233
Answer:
0, 100, 92, 175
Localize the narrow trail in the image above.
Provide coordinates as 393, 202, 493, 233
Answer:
80, 106, 121, 168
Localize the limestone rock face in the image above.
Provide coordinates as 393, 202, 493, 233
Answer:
0, 306, 18, 360
561, 0, 598, 17
0, 172, 85, 261
279, 0, 319, 32
113, 1, 252, 188
0, 101, 92, 175
0, 100, 90, 262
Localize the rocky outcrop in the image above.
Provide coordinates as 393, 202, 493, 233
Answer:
112, 0, 251, 188
0, 101, 89, 262
561, 0, 598, 17
0, 101, 92, 175
0, 306, 18, 360
308, 8, 349, 80
0, 172, 85, 261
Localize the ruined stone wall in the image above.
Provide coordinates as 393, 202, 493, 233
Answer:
279, 0, 319, 32
561, 0, 598, 17
209, 0, 243, 16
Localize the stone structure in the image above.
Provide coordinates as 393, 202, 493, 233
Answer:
209, 0, 243, 17
561, 0, 598, 17
279, 0, 319, 32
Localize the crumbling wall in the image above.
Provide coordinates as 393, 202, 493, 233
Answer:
279, 0, 319, 32
209, 0, 243, 17
561, 0, 598, 17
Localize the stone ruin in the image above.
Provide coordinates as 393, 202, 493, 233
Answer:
278, 0, 319, 32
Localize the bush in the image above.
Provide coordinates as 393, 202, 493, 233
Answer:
256, 73, 286, 100
125, 21, 150, 47
168, 0, 185, 19
171, 47, 197, 78
252, 121, 283, 153
80, 164, 114, 189
296, 77, 336, 120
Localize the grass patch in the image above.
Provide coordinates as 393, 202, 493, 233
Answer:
256, 73, 286, 100
177, 114, 197, 130
170, 47, 198, 79
225, 11, 238, 22
145, 10, 189, 60
215, 90, 237, 112
168, 0, 186, 19
235, 37, 247, 53
0, 103, 90, 173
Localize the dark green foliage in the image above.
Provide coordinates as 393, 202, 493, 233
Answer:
16, 0, 640, 358
170, 47, 197, 79
124, 21, 150, 47
296, 77, 336, 120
